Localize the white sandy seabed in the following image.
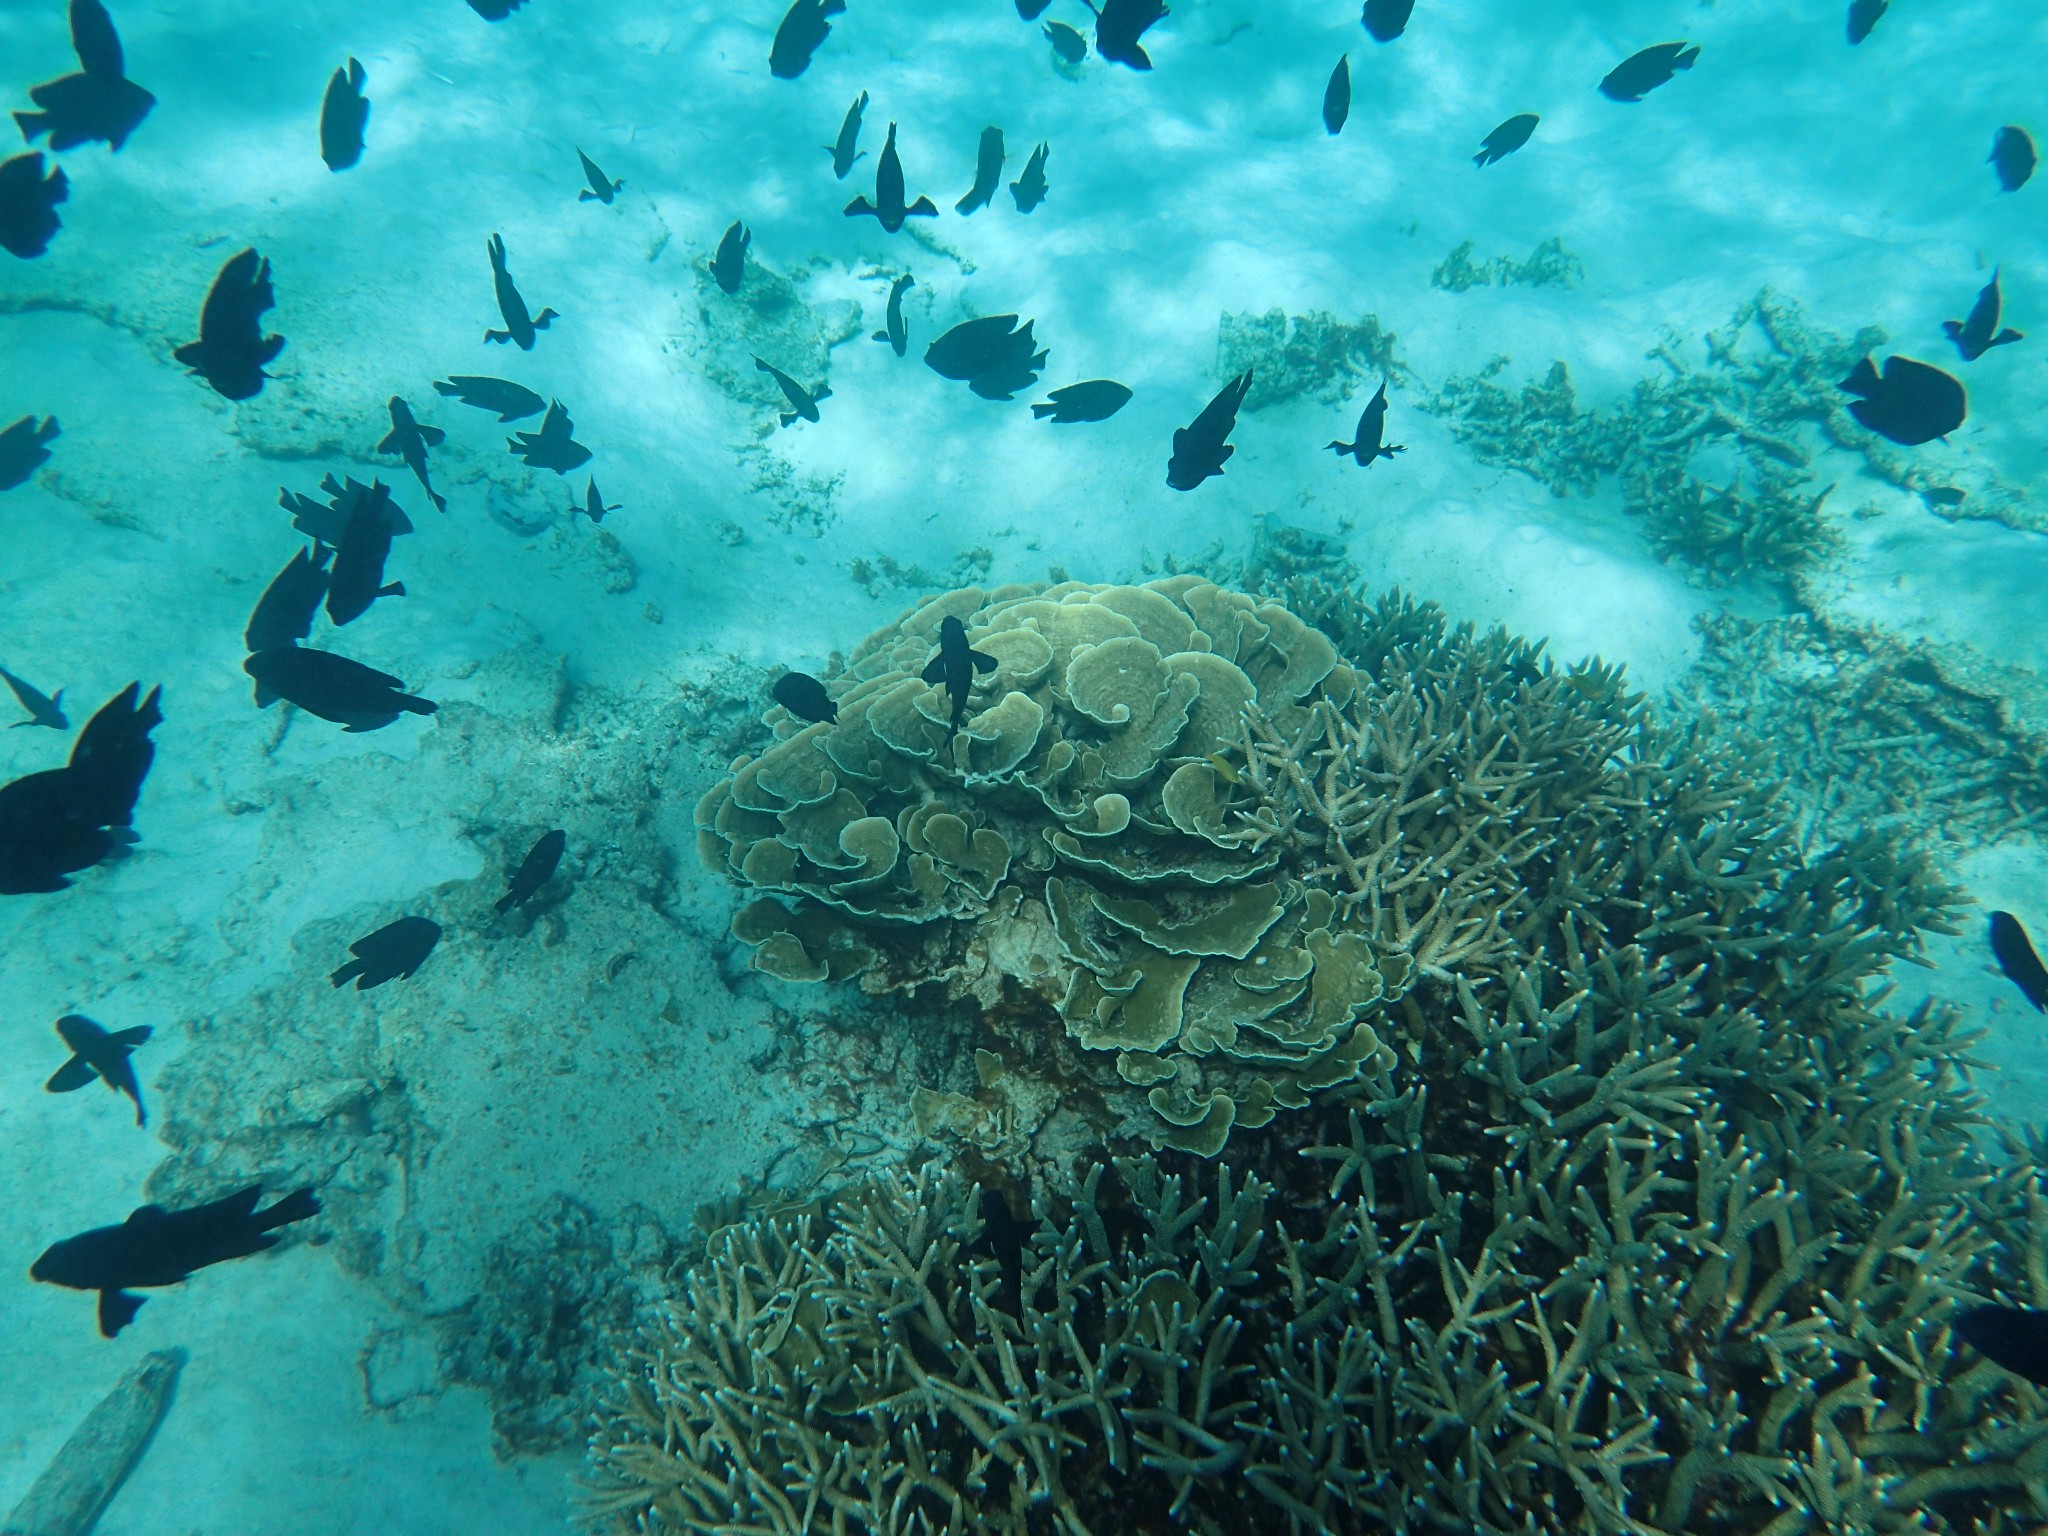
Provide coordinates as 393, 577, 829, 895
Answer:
1, 0, 2045, 1529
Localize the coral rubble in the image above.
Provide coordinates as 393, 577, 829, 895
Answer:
1213, 308, 1405, 411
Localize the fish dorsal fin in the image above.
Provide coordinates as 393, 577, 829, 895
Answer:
125, 1204, 169, 1225
922, 654, 946, 685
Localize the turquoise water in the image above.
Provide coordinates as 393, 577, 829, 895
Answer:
2, 0, 2046, 1530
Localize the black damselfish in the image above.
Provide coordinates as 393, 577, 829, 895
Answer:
244, 544, 331, 653
483, 233, 557, 349
331, 915, 441, 990
711, 220, 750, 295
827, 93, 868, 179
1032, 379, 1131, 423
1086, 0, 1166, 70
0, 152, 68, 258
1990, 127, 2036, 193
245, 648, 435, 732
0, 682, 161, 895
925, 315, 1047, 401
923, 616, 996, 733
1011, 142, 1049, 213
1167, 370, 1253, 490
1944, 271, 2023, 362
957, 127, 1004, 215
1, 666, 67, 729
1838, 355, 1965, 446
1328, 380, 1405, 468
13, 0, 155, 153
0, 415, 59, 489
433, 375, 545, 422
1600, 42, 1698, 102
1990, 911, 2048, 1012
772, 671, 838, 724
1323, 57, 1350, 136
319, 58, 368, 172
379, 396, 447, 512
325, 480, 412, 627
755, 356, 832, 427
1474, 113, 1538, 168
174, 249, 285, 401
1045, 20, 1087, 64
1846, 0, 1887, 44
576, 149, 623, 203
497, 829, 566, 914
872, 273, 913, 355
568, 476, 620, 523
846, 123, 938, 232
507, 400, 592, 474
1362, 0, 1412, 42
46, 1014, 151, 1126
771, 0, 845, 79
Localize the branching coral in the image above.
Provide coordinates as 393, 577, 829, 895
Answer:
1213, 308, 1407, 410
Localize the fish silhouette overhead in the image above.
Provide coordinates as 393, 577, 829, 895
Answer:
1044, 20, 1087, 64
1599, 42, 1698, 102
1167, 370, 1253, 490
244, 648, 435, 731
872, 272, 913, 355
1846, 0, 1887, 43
772, 671, 838, 724
0, 152, 69, 258
1838, 355, 1965, 446
45, 1014, 152, 1126
846, 123, 938, 232
924, 314, 1047, 401
319, 58, 368, 171
13, 0, 155, 152
496, 829, 566, 915
1990, 127, 2036, 193
568, 476, 620, 523
379, 397, 447, 512
483, 233, 557, 349
923, 616, 997, 733
1, 666, 67, 729
1944, 271, 2023, 362
1032, 379, 1131, 423
1010, 142, 1049, 212
1955, 1307, 2048, 1388
771, 0, 845, 79
0, 414, 59, 489
1328, 380, 1405, 468
1015, 0, 1052, 16
957, 126, 1004, 215
0, 682, 162, 895
576, 149, 623, 203
325, 479, 412, 627
1474, 112, 1538, 167
173, 248, 285, 401
243, 544, 331, 653
331, 915, 441, 989
827, 92, 868, 179
1990, 911, 2048, 1012
1361, 0, 1412, 42
433, 375, 545, 422
755, 356, 832, 427
1085, 0, 1166, 69
711, 220, 750, 295
1323, 57, 1350, 135
507, 400, 592, 474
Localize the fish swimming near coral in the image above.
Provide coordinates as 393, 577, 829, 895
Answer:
772, 671, 838, 724
755, 356, 832, 427
331, 915, 440, 989
1361, 0, 1412, 42
1, 666, 67, 729
173, 248, 285, 401
243, 544, 331, 653
1085, 0, 1167, 69
1032, 379, 1131, 423
1322, 57, 1350, 135
1474, 112, 1538, 167
245, 647, 436, 732
378, 396, 448, 512
1010, 142, 1049, 212
1044, 20, 1088, 64
12, 0, 155, 152
925, 314, 1047, 401
483, 232, 557, 349
433, 375, 545, 423
45, 1014, 151, 1126
1944, 270, 2024, 362
576, 149, 623, 203
1990, 911, 2048, 1012
496, 829, 566, 915
318, 57, 368, 171
568, 476, 620, 523
1167, 369, 1254, 491
1846, 0, 1887, 43
710, 220, 750, 295
1599, 42, 1698, 102
507, 400, 592, 473
872, 272, 913, 355
1838, 354, 1966, 445
923, 615, 996, 733
956, 126, 1004, 214
32, 1185, 321, 1338
325, 480, 411, 627
827, 92, 868, 179
846, 123, 938, 233
1327, 380, 1405, 468
770, 0, 846, 79
0, 414, 59, 489
0, 152, 69, 258
1955, 1305, 2048, 1386
1990, 126, 2036, 193
0, 682, 161, 895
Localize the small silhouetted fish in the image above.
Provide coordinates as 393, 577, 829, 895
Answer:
319, 58, 368, 172
771, 0, 845, 79
1955, 1306, 2048, 1386
772, 671, 838, 723
1990, 911, 2048, 1012
1362, 0, 1412, 42
332, 915, 440, 990
1010, 142, 1048, 212
1475, 112, 1538, 167
433, 375, 544, 422
1016, 0, 1051, 16
1323, 57, 1350, 135
827, 92, 868, 179
173, 248, 285, 401
0, 682, 162, 895
711, 220, 750, 295
12, 0, 155, 153
244, 544, 331, 653
0, 415, 59, 489
957, 127, 1005, 215
0, 152, 68, 258
31, 1185, 320, 1338
1600, 42, 1698, 102
379, 397, 447, 512
568, 476, 620, 523
276, 473, 358, 545
872, 272, 913, 355
1086, 0, 1166, 70
846, 122, 938, 233
1045, 20, 1087, 64
1846, 0, 1886, 44
1, 666, 66, 729
46, 1014, 151, 1126
1944, 270, 2023, 362
483, 233, 557, 349
326, 481, 412, 626
755, 356, 832, 427
1328, 380, 1406, 468
1168, 370, 1253, 491
923, 616, 996, 732
1991, 127, 2036, 193
496, 829, 565, 914
925, 314, 1047, 401
467, 0, 527, 18
576, 149, 623, 203
245, 647, 435, 732
507, 400, 592, 474
1032, 379, 1131, 423
1838, 355, 1966, 446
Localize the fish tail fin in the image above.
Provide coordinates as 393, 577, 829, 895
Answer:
257, 1187, 323, 1232
908, 197, 938, 217
329, 959, 364, 988
1839, 356, 1880, 397
1032, 403, 1056, 418
430, 490, 448, 512
1676, 46, 1699, 68
97, 1289, 145, 1338
403, 695, 438, 717
844, 197, 876, 219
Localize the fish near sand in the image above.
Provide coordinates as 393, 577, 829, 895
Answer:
755, 356, 831, 427
243, 544, 331, 653
483, 233, 557, 349
0, 682, 161, 895
2, 666, 67, 728
31, 1185, 320, 1338
568, 476, 620, 523
1032, 379, 1131, 423
1167, 370, 1253, 491
1838, 355, 1966, 446
1045, 20, 1087, 64
46, 1014, 151, 1126
923, 616, 996, 733
846, 123, 937, 233
1944, 271, 2023, 362
496, 829, 566, 914
957, 127, 1004, 215
1010, 142, 1049, 212
245, 647, 435, 731
319, 58, 368, 171
771, 0, 845, 80
772, 671, 837, 724
872, 273, 913, 355
1328, 380, 1405, 468
0, 152, 69, 259
378, 396, 448, 512
13, 0, 155, 153
827, 92, 868, 179
924, 314, 1047, 401
1990, 127, 2036, 193
711, 220, 750, 295
325, 480, 412, 626
1599, 42, 1698, 102
331, 915, 441, 989
1990, 911, 2048, 1012
1362, 0, 1412, 42
433, 375, 544, 422
1474, 112, 1538, 167
173, 248, 285, 401
1846, 0, 1886, 44
576, 149, 623, 203
1085, 0, 1166, 70
0, 415, 59, 489
507, 400, 592, 474
467, 0, 528, 17
1323, 57, 1350, 135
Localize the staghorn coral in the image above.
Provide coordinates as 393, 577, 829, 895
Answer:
1431, 236, 1584, 293
1213, 308, 1407, 410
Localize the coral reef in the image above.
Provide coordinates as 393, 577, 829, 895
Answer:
688, 256, 861, 419
1213, 308, 1406, 410
1430, 235, 1583, 293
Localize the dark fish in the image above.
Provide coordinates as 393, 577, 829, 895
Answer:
970, 1184, 1028, 1318
1600, 42, 1698, 102
1010, 142, 1049, 213
1016, 0, 1052, 16
772, 671, 837, 724
243, 544, 331, 653
0, 682, 161, 895
576, 149, 623, 203
432, 375, 544, 422
1167, 370, 1253, 491
1944, 270, 2023, 362
318, 57, 368, 172
956, 126, 1005, 215
1328, 380, 1406, 468
46, 1014, 151, 1126
1362, 0, 1413, 41
711, 220, 750, 295
496, 829, 566, 914
1846, 0, 1887, 44
845, 122, 938, 233
922, 615, 996, 733
1032, 379, 1131, 423
245, 648, 435, 732
754, 356, 832, 427
12, 0, 155, 153
1990, 911, 2048, 1012
173, 248, 285, 401
770, 0, 846, 80
924, 314, 1047, 401
1991, 127, 2037, 193
1474, 112, 1539, 168
466, 0, 528, 17
568, 476, 620, 523
872, 272, 913, 355
326, 480, 412, 626
1956, 1306, 2048, 1386
827, 92, 868, 179
1045, 20, 1088, 64
0, 152, 69, 259
1323, 57, 1350, 136
483, 233, 557, 349
332, 915, 440, 990
1838, 355, 1966, 446
276, 472, 362, 546
31, 1185, 320, 1339
378, 396, 447, 512
507, 400, 593, 474
0, 414, 59, 489
57, 682, 160, 833
1086, 0, 1166, 69
2, 666, 68, 729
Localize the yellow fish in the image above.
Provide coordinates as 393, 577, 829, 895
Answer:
1205, 752, 1241, 784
